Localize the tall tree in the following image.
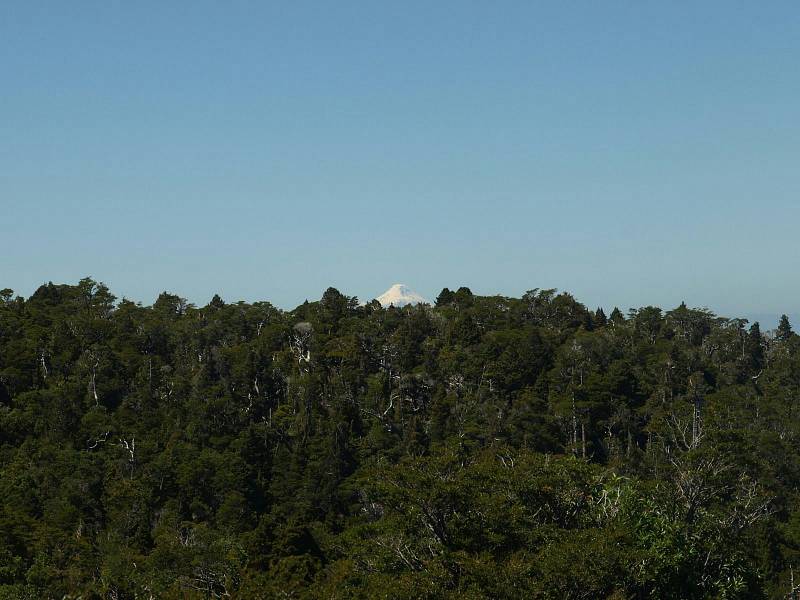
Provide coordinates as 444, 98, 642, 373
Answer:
777, 314, 794, 341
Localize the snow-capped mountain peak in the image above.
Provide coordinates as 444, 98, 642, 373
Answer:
376, 284, 428, 307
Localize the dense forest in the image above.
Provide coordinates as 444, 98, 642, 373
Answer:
2, 279, 800, 598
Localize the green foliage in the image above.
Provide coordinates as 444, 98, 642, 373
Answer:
0, 279, 796, 597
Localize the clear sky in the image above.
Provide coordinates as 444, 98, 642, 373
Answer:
2, 2, 799, 323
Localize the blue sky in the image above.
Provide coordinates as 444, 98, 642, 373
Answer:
1, 2, 799, 323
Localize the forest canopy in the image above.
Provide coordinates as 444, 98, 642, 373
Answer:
1, 279, 799, 598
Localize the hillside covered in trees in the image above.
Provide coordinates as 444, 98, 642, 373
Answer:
3, 279, 800, 598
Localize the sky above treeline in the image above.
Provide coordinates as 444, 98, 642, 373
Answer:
1, 2, 799, 325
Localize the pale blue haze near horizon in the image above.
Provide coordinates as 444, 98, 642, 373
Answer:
1, 2, 799, 326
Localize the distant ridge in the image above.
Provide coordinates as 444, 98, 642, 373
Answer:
375, 284, 428, 307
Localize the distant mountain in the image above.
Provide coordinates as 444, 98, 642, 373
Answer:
376, 284, 428, 307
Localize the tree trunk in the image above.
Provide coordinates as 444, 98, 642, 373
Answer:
571, 393, 578, 457
581, 420, 586, 458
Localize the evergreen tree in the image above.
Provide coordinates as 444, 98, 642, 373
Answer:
747, 321, 765, 372
777, 314, 793, 341
609, 306, 625, 324
435, 287, 455, 307
209, 293, 226, 308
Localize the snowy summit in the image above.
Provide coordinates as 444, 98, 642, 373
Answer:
376, 284, 428, 307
